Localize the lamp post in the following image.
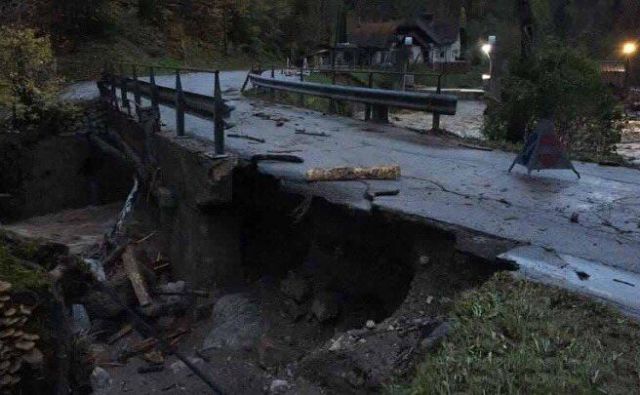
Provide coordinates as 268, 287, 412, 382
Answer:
622, 41, 637, 89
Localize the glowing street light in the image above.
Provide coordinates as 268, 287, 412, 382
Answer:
622, 41, 638, 88
481, 41, 494, 79
623, 42, 637, 56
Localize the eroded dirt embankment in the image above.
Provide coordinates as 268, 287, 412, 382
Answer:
0, 102, 513, 394
0, 107, 133, 223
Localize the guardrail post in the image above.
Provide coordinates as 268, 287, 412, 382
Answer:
270, 68, 275, 100
371, 105, 389, 123
329, 64, 337, 114
119, 64, 131, 115
109, 63, 118, 110
175, 69, 185, 137
365, 72, 373, 121
132, 65, 142, 112
214, 71, 225, 155
432, 75, 442, 131
298, 65, 304, 107
149, 67, 160, 121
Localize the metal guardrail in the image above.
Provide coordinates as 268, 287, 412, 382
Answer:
246, 72, 457, 130
99, 64, 226, 155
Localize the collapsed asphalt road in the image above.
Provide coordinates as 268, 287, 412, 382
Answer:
64, 71, 640, 317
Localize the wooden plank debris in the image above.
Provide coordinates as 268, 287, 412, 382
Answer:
122, 246, 152, 307
107, 324, 133, 345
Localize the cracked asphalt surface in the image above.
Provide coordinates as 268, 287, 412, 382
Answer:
65, 71, 640, 312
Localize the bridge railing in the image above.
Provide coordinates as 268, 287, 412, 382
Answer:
245, 71, 457, 131
99, 63, 226, 155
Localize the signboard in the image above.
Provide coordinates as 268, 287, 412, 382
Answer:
508, 119, 580, 178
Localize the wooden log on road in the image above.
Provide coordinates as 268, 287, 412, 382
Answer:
305, 165, 401, 182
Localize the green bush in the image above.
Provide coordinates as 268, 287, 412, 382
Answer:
483, 43, 620, 155
0, 27, 79, 135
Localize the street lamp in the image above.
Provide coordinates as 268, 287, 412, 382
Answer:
623, 42, 637, 56
622, 42, 637, 88
481, 43, 493, 80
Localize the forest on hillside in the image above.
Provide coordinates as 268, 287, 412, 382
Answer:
1, 0, 639, 64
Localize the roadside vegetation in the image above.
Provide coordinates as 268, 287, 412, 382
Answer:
483, 42, 623, 162
0, 27, 79, 135
399, 273, 640, 395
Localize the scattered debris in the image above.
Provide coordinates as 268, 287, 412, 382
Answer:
268, 149, 303, 154
228, 133, 266, 143
135, 232, 157, 244
202, 294, 263, 351
107, 325, 133, 345
365, 320, 376, 330
253, 112, 271, 120
269, 379, 290, 394
570, 212, 580, 223
71, 304, 91, 334
295, 129, 330, 137
613, 279, 635, 287
143, 351, 165, 365
137, 365, 164, 374
251, 154, 304, 164
310, 292, 340, 323
90, 367, 112, 392
122, 245, 153, 307
306, 165, 401, 182
598, 160, 622, 167
575, 271, 590, 281
84, 258, 106, 282
458, 143, 494, 151
364, 188, 400, 201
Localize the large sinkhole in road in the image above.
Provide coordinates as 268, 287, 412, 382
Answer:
226, 167, 501, 337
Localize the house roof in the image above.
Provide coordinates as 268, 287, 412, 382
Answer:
350, 14, 460, 49
349, 21, 400, 49
398, 15, 460, 46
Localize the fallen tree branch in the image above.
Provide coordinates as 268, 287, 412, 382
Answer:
251, 154, 304, 164
458, 143, 494, 152
364, 189, 400, 201
295, 130, 330, 137
306, 165, 401, 182
228, 133, 266, 143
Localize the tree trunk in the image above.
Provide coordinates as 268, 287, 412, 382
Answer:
518, 0, 535, 60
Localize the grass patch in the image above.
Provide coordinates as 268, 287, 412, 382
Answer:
0, 244, 50, 291
402, 272, 640, 395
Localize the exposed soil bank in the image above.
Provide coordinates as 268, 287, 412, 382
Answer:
0, 126, 133, 223
0, 104, 515, 393
114, 161, 510, 393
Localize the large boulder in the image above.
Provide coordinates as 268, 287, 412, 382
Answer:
202, 294, 263, 351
